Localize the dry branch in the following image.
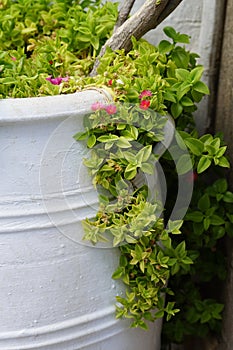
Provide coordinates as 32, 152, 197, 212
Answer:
91, 0, 184, 76
114, 0, 136, 30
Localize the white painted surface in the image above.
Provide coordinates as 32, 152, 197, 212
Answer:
111, 0, 218, 132
0, 90, 162, 349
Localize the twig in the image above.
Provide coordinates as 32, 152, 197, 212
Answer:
90, 0, 184, 76
114, 0, 136, 30
156, 0, 184, 26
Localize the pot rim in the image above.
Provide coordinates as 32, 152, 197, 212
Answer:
0, 88, 112, 123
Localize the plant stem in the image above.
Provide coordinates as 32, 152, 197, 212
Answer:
114, 0, 136, 30
90, 0, 184, 76
156, 0, 184, 26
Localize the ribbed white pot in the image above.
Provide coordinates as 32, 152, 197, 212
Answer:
0, 90, 162, 350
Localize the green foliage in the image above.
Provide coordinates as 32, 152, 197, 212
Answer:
76, 26, 231, 344
1, 4, 231, 345
84, 29, 209, 131
162, 174, 232, 344
0, 0, 118, 98
162, 277, 225, 343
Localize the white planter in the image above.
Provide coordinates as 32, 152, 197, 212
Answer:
0, 90, 162, 350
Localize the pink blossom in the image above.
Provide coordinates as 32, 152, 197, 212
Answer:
46, 76, 69, 85
91, 101, 105, 111
61, 76, 69, 82
139, 100, 150, 110
11, 56, 16, 61
105, 104, 117, 115
139, 90, 152, 99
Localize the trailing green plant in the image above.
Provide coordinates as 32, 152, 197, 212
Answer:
1, 0, 232, 346
74, 26, 232, 340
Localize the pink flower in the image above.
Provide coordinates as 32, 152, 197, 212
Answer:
139, 90, 152, 99
91, 102, 117, 115
139, 100, 150, 110
61, 76, 69, 82
46, 76, 69, 85
91, 101, 105, 111
11, 56, 16, 61
46, 76, 62, 85
105, 104, 117, 115
108, 79, 113, 86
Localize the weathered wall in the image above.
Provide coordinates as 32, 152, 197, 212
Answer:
109, 0, 225, 134
215, 0, 233, 347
